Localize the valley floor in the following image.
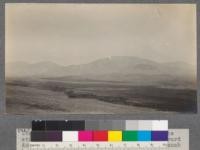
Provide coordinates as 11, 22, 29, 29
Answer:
6, 78, 197, 114
6, 85, 156, 114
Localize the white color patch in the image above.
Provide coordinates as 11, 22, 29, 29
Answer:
62, 131, 78, 142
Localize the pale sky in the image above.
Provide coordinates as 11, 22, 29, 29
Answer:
5, 4, 196, 66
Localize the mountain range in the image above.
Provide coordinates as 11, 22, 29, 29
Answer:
6, 56, 196, 87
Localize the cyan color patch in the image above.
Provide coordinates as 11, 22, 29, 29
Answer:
138, 131, 151, 141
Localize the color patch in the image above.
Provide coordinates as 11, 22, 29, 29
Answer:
32, 120, 85, 131
152, 131, 168, 141
138, 120, 152, 130
62, 131, 78, 141
138, 131, 151, 141
31, 131, 47, 141
66, 120, 85, 131
122, 131, 138, 141
85, 120, 100, 130
108, 131, 122, 141
152, 120, 168, 131
125, 120, 138, 130
98, 120, 113, 130
31, 131, 62, 141
46, 120, 68, 131
32, 120, 46, 131
46, 131, 62, 141
93, 131, 108, 141
78, 131, 93, 141
112, 120, 125, 130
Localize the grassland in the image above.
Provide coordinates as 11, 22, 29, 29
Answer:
6, 77, 197, 114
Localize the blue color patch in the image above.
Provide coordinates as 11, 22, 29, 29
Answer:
138, 131, 151, 141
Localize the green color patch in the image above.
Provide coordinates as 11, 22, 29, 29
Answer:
122, 131, 138, 141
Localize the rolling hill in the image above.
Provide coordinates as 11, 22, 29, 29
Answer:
6, 56, 196, 88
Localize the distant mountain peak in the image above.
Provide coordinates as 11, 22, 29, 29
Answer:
6, 56, 195, 81
33, 61, 61, 67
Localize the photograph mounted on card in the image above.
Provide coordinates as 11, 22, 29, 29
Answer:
5, 4, 197, 114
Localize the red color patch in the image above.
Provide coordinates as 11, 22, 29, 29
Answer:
93, 131, 108, 141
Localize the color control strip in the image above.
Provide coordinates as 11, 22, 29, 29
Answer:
17, 129, 189, 150
31, 130, 168, 142
31, 120, 168, 142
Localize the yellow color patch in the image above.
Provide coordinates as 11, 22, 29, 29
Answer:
108, 131, 122, 141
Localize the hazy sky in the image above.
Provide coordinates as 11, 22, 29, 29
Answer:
5, 4, 196, 66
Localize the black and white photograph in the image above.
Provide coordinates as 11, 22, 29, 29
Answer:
5, 4, 197, 114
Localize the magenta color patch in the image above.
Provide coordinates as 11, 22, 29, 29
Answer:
78, 131, 93, 141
